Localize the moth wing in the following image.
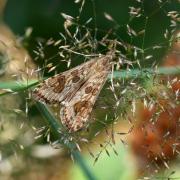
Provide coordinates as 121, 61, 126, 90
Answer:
33, 57, 97, 104
60, 56, 111, 132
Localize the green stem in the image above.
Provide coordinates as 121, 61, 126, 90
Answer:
0, 80, 38, 96
0, 66, 179, 96
111, 66, 180, 79
0, 79, 38, 90
36, 102, 97, 180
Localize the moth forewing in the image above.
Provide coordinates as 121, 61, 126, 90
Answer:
33, 56, 96, 104
60, 54, 113, 132
33, 52, 114, 132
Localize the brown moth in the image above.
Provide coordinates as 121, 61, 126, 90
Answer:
33, 52, 114, 132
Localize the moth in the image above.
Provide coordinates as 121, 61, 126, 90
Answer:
33, 52, 114, 132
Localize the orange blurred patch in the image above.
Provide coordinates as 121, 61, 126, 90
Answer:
130, 32, 180, 171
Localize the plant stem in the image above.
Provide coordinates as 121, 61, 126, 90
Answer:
36, 102, 97, 180
0, 66, 179, 96
111, 66, 180, 79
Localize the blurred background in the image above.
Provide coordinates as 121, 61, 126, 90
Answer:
0, 0, 179, 180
